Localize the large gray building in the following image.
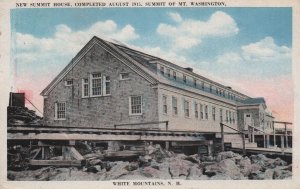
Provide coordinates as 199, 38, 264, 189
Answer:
41, 36, 274, 144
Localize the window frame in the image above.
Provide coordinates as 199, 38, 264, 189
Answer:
205, 105, 208, 120
160, 66, 165, 75
82, 78, 89, 98
120, 72, 130, 80
220, 108, 223, 123
129, 95, 143, 116
65, 79, 73, 87
104, 76, 111, 96
184, 100, 190, 118
173, 71, 177, 80
166, 69, 171, 77
212, 107, 216, 121
90, 73, 102, 97
55, 102, 66, 120
172, 96, 178, 116
194, 102, 199, 119
162, 95, 168, 114
183, 75, 187, 83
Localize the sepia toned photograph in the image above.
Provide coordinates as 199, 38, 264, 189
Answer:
1, 1, 298, 187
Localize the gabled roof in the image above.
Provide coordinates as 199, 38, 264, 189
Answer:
40, 36, 160, 96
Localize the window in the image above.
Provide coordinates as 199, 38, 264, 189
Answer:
220, 109, 223, 122
82, 78, 89, 97
120, 73, 129, 80
210, 85, 212, 93
91, 73, 102, 96
173, 71, 177, 80
65, 79, 73, 86
216, 88, 219, 95
160, 66, 164, 75
167, 69, 171, 77
55, 102, 66, 120
163, 95, 168, 114
202, 82, 205, 90
130, 96, 142, 115
229, 111, 232, 123
184, 100, 189, 117
226, 110, 229, 123
205, 105, 208, 120
200, 104, 204, 119
194, 78, 197, 87
212, 107, 216, 121
172, 96, 178, 115
233, 112, 236, 124
183, 75, 187, 83
195, 103, 199, 119
104, 76, 110, 95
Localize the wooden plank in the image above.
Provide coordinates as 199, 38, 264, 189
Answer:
30, 160, 82, 167
70, 147, 84, 160
31, 148, 41, 160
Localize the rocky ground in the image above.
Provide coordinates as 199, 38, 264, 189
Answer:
7, 144, 292, 181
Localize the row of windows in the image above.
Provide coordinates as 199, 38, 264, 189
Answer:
162, 95, 236, 124
54, 95, 143, 120
160, 65, 238, 101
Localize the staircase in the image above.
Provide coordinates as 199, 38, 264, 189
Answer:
223, 133, 257, 148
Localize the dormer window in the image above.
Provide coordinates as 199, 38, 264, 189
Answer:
173, 71, 177, 80
183, 75, 187, 83
167, 69, 171, 77
160, 66, 165, 75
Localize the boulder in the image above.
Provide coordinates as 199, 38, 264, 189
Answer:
216, 151, 242, 162
238, 157, 252, 176
140, 166, 171, 179
168, 157, 193, 179
273, 168, 292, 179
124, 162, 139, 171
205, 159, 243, 180
264, 169, 274, 180
187, 165, 203, 180
105, 161, 130, 180
184, 154, 200, 164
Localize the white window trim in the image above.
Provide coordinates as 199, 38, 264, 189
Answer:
103, 76, 111, 96
162, 95, 168, 115
129, 95, 143, 116
183, 99, 190, 118
54, 102, 66, 121
65, 79, 73, 87
90, 73, 102, 97
172, 96, 178, 116
82, 78, 89, 98
120, 72, 130, 81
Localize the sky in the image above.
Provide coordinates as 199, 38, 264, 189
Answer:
11, 8, 292, 122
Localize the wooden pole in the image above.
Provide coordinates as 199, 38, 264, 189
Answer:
285, 123, 288, 148
251, 127, 255, 143
242, 133, 246, 155
220, 123, 224, 152
273, 121, 276, 148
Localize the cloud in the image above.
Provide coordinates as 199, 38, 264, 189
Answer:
216, 52, 242, 65
157, 11, 239, 50
168, 12, 182, 22
241, 36, 291, 62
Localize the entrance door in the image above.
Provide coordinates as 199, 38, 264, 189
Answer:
244, 113, 252, 130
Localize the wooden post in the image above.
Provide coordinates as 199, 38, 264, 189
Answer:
273, 121, 276, 148
165, 141, 169, 150
41, 147, 45, 160
285, 123, 288, 148
251, 127, 255, 143
220, 123, 224, 152
242, 133, 246, 155
266, 135, 270, 148
280, 135, 284, 149
263, 134, 266, 148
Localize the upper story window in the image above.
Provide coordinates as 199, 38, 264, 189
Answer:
202, 82, 205, 90
130, 96, 142, 115
193, 78, 197, 87
83, 73, 111, 98
167, 69, 171, 77
91, 73, 102, 96
160, 66, 165, 75
209, 85, 212, 93
163, 95, 168, 114
200, 104, 204, 119
229, 111, 232, 123
82, 79, 89, 98
104, 76, 110, 95
220, 109, 223, 122
233, 112, 236, 124
205, 105, 208, 120
65, 79, 73, 86
120, 73, 129, 80
55, 102, 66, 120
172, 96, 178, 115
184, 100, 190, 117
173, 71, 177, 80
183, 75, 187, 83
212, 107, 216, 121
226, 110, 229, 123
194, 102, 199, 119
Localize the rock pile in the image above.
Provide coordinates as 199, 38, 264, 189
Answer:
7, 106, 42, 125
7, 146, 292, 181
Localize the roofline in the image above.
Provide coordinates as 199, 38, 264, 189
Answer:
115, 43, 250, 99
41, 36, 158, 96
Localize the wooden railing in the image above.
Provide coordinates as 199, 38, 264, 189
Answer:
220, 123, 246, 155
